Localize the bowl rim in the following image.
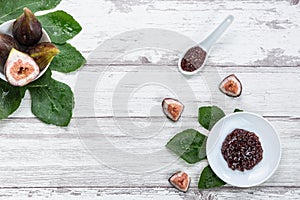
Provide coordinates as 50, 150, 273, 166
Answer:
0, 19, 51, 83
206, 111, 282, 187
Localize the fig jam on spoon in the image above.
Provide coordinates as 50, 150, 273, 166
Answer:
178, 15, 234, 75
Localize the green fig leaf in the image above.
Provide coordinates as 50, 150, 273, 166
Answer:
19, 87, 27, 99
166, 129, 207, 164
27, 69, 52, 88
29, 78, 74, 126
50, 43, 86, 73
38, 10, 82, 44
0, 0, 61, 24
0, 79, 23, 119
198, 106, 225, 130
198, 165, 226, 189
0, 1, 83, 125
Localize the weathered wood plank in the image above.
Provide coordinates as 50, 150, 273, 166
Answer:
9, 66, 300, 118
0, 0, 298, 198
0, 187, 297, 199
54, 0, 300, 66
0, 117, 297, 187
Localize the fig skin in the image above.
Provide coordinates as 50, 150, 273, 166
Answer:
27, 42, 60, 70
219, 74, 242, 97
169, 171, 191, 192
5, 48, 40, 87
0, 33, 20, 72
12, 7, 42, 46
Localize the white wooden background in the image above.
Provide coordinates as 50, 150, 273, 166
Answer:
1, 0, 300, 199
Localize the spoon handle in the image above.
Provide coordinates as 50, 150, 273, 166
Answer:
199, 15, 234, 52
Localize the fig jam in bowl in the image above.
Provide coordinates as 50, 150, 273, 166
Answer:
0, 19, 51, 82
206, 112, 281, 187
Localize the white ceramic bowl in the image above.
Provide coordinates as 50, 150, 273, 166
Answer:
0, 19, 51, 82
206, 112, 281, 187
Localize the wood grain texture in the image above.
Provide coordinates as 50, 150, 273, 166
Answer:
0, 117, 298, 187
9, 66, 300, 118
1, 0, 300, 199
0, 187, 297, 199
54, 0, 300, 66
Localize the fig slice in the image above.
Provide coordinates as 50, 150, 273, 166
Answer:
219, 74, 242, 97
5, 48, 40, 86
162, 98, 184, 122
169, 171, 191, 192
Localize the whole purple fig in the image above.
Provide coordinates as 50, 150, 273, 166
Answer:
0, 33, 20, 72
12, 7, 42, 46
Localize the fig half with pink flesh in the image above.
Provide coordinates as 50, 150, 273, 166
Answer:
162, 98, 184, 122
219, 74, 242, 97
5, 48, 40, 86
169, 171, 191, 192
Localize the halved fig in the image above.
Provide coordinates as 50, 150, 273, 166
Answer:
5, 48, 40, 86
219, 74, 242, 97
169, 171, 191, 192
162, 98, 184, 122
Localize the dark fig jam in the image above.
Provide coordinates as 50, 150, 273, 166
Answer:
180, 46, 207, 72
221, 128, 263, 172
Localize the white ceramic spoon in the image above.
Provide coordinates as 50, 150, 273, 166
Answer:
178, 15, 234, 76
